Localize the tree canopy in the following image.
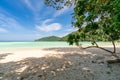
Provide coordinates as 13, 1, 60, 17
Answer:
44, 0, 120, 55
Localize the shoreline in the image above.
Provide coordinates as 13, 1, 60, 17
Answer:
0, 44, 120, 51
0, 42, 120, 51
0, 46, 120, 63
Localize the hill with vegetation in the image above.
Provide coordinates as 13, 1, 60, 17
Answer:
35, 36, 64, 41
35, 31, 120, 42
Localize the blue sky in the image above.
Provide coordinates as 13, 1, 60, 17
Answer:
0, 0, 77, 41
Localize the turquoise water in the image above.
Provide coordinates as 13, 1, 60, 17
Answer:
0, 42, 112, 50
0, 42, 69, 50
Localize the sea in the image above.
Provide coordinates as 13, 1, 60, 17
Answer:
0, 41, 112, 50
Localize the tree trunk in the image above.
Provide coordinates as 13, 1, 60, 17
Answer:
111, 40, 116, 54
110, 40, 119, 58
81, 41, 119, 59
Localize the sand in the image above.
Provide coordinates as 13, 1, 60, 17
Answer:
0, 46, 120, 80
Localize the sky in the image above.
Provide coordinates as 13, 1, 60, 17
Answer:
0, 0, 76, 41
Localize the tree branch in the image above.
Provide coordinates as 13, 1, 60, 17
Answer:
82, 46, 113, 54
81, 45, 119, 59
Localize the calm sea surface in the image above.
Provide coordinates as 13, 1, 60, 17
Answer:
0, 41, 112, 50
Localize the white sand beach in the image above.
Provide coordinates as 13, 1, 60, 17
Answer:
0, 46, 120, 80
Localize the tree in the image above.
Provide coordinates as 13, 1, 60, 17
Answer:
72, 0, 120, 57
44, 0, 76, 10
44, 0, 120, 58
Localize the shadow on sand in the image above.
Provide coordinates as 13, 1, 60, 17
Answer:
0, 47, 120, 80
0, 53, 13, 60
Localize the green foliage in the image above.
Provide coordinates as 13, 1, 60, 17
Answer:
35, 36, 63, 41
70, 0, 120, 45
67, 31, 81, 46
44, 0, 75, 10
44, 0, 120, 46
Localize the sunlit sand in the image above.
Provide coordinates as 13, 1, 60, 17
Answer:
0, 46, 120, 80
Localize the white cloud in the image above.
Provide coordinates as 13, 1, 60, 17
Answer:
36, 19, 62, 32
36, 23, 61, 32
24, 0, 34, 11
54, 7, 70, 17
66, 27, 78, 32
23, 0, 44, 21
24, 0, 43, 13
42, 19, 53, 24
0, 28, 8, 33
54, 5, 74, 17
56, 24, 78, 37
0, 13, 22, 29
64, 24, 78, 32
